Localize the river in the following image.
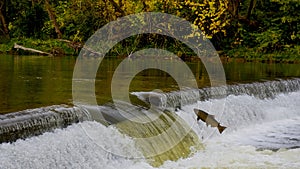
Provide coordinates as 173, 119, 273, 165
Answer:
1, 54, 299, 114
0, 54, 300, 168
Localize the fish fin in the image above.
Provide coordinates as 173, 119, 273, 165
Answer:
217, 125, 227, 134
197, 116, 200, 121
208, 114, 215, 118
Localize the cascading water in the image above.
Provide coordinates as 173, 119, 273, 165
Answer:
131, 78, 300, 151
80, 101, 203, 167
132, 78, 300, 108
1, 78, 300, 168
0, 105, 89, 143
0, 103, 203, 167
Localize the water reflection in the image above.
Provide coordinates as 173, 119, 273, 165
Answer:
0, 54, 299, 113
0, 55, 75, 113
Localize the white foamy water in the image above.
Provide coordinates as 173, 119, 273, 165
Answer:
1, 90, 300, 168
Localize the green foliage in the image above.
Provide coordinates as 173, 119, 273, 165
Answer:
0, 38, 74, 55
253, 28, 282, 52
224, 0, 300, 61
7, 1, 48, 38
0, 0, 299, 61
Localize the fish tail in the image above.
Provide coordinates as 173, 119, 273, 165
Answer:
217, 125, 226, 134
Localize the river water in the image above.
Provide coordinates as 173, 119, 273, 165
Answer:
1, 55, 299, 114
0, 54, 300, 168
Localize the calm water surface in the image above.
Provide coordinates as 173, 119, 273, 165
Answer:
0, 54, 299, 114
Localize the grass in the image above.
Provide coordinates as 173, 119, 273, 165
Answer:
224, 46, 300, 63
1, 38, 300, 63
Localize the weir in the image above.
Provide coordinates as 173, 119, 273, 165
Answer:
133, 78, 300, 108
0, 104, 136, 143
95, 101, 202, 167
1, 78, 300, 166
1, 78, 300, 143
0, 105, 89, 143
115, 110, 202, 167
0, 102, 203, 167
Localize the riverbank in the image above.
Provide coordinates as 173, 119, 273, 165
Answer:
224, 46, 300, 63
0, 38, 80, 56
0, 38, 299, 63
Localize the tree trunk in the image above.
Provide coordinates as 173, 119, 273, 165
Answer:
14, 43, 53, 56
0, 0, 9, 38
45, 0, 62, 39
246, 0, 256, 20
227, 0, 241, 19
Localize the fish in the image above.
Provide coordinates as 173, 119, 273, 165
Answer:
193, 108, 227, 134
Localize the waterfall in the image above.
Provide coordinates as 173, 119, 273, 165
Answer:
1, 78, 300, 167
0, 105, 89, 143
95, 101, 202, 167
0, 102, 203, 167
2, 78, 298, 144
132, 78, 300, 108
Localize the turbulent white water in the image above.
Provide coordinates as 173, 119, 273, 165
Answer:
1, 84, 300, 168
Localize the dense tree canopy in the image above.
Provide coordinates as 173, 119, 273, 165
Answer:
0, 0, 299, 59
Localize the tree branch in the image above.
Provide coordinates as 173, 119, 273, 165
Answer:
14, 43, 53, 56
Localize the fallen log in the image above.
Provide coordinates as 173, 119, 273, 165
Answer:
14, 43, 53, 56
